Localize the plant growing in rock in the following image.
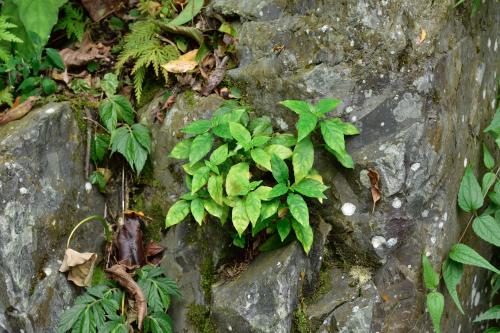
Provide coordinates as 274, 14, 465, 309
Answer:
423, 106, 500, 333
165, 99, 359, 253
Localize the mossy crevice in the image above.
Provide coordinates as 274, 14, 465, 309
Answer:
186, 303, 216, 333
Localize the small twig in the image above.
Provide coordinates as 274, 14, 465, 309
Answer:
83, 116, 108, 132
156, 34, 178, 49
121, 166, 125, 226
84, 107, 93, 179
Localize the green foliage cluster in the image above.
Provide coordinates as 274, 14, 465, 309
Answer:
165, 99, 358, 253
90, 73, 152, 189
58, 265, 180, 333
424, 106, 500, 333
54, 3, 87, 42
455, 0, 482, 16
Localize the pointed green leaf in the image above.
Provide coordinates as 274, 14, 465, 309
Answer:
323, 118, 359, 135
99, 96, 135, 131
226, 162, 250, 196
253, 186, 273, 201
251, 135, 271, 147
191, 198, 205, 225
472, 215, 500, 247
442, 258, 464, 314
277, 216, 292, 241
270, 134, 296, 147
268, 183, 289, 199
315, 98, 342, 115
320, 119, 345, 152
326, 146, 355, 168
232, 200, 250, 236
46, 48, 65, 70
167, 0, 204, 26
458, 167, 484, 212
422, 254, 440, 290
203, 198, 223, 219
208, 175, 224, 205
265, 144, 293, 160
293, 137, 314, 183
182, 119, 212, 135
296, 111, 318, 141
426, 291, 444, 333
189, 133, 213, 166
484, 109, 500, 135
280, 100, 312, 115
474, 306, 500, 322
259, 199, 280, 221
484, 144, 495, 169
251, 148, 272, 171
287, 193, 309, 226
132, 123, 151, 153
271, 154, 289, 184
165, 200, 190, 227
292, 178, 328, 199
482, 172, 496, 196
245, 191, 261, 226
449, 244, 500, 274
210, 144, 228, 165
170, 139, 192, 159
91, 134, 110, 164
291, 217, 313, 254
191, 166, 210, 194
229, 121, 252, 146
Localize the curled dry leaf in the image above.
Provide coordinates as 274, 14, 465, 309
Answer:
0, 96, 39, 125
202, 55, 229, 96
116, 216, 146, 266
162, 49, 199, 73
417, 28, 427, 45
59, 248, 97, 287
106, 264, 147, 330
145, 242, 165, 265
81, 0, 123, 21
367, 168, 381, 213
52, 70, 71, 85
60, 37, 111, 68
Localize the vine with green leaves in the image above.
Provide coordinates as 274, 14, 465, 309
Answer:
165, 98, 359, 253
423, 106, 500, 333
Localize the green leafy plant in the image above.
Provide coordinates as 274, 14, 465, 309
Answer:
424, 106, 500, 333
455, 0, 482, 16
92, 73, 152, 175
57, 265, 180, 333
0, 15, 23, 62
54, 2, 88, 42
165, 99, 358, 253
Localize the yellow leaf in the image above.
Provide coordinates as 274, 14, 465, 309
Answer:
59, 248, 97, 287
162, 49, 198, 73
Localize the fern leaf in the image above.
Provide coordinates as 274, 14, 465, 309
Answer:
0, 87, 13, 107
134, 66, 146, 102
54, 4, 86, 41
0, 15, 23, 44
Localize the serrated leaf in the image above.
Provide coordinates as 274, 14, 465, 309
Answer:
291, 217, 313, 254
296, 111, 318, 141
293, 137, 314, 183
91, 134, 110, 164
482, 172, 496, 196
57, 304, 86, 333
165, 200, 190, 227
315, 98, 342, 114
245, 191, 261, 227
170, 139, 192, 159
484, 144, 495, 169
210, 144, 228, 165
232, 200, 250, 236
271, 154, 289, 184
132, 123, 152, 153
191, 198, 205, 225
189, 133, 213, 166
265, 144, 293, 160
292, 178, 327, 199
475, 306, 500, 322
110, 125, 149, 173
426, 291, 444, 333
422, 254, 440, 290
226, 162, 250, 196
449, 244, 500, 274
191, 166, 210, 194
458, 167, 484, 212
442, 258, 464, 314
90, 171, 107, 192
229, 121, 252, 146
208, 175, 224, 205
277, 216, 292, 241
279, 100, 312, 115
251, 148, 271, 170
101, 73, 118, 97
182, 119, 212, 135
287, 193, 309, 226
472, 215, 500, 247
99, 96, 135, 131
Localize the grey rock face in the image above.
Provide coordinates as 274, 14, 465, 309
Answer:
0, 103, 106, 332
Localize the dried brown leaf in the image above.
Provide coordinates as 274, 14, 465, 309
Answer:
0, 96, 38, 125
81, 0, 123, 21
60, 37, 110, 68
145, 242, 165, 265
116, 216, 146, 266
162, 49, 199, 73
59, 248, 97, 287
367, 168, 381, 213
417, 28, 427, 45
106, 264, 147, 330
201, 55, 228, 96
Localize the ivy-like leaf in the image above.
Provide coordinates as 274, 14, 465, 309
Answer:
110, 125, 151, 173
426, 291, 444, 333
99, 95, 135, 131
449, 244, 500, 274
291, 217, 313, 254
271, 154, 289, 184
232, 200, 250, 236
90, 170, 107, 192
226, 162, 250, 196
165, 200, 190, 228
458, 167, 484, 212
101, 73, 118, 97
293, 137, 314, 183
170, 139, 192, 159
287, 193, 309, 226
422, 254, 439, 290
296, 111, 318, 141
442, 258, 464, 314
189, 133, 213, 166
472, 215, 500, 247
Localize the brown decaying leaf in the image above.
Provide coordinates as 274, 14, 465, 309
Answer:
0, 96, 39, 125
59, 248, 98, 287
201, 55, 229, 96
367, 168, 381, 213
417, 28, 427, 45
106, 264, 147, 330
81, 0, 124, 21
144, 242, 165, 265
59, 36, 110, 68
52, 70, 71, 85
162, 49, 199, 74
116, 216, 146, 266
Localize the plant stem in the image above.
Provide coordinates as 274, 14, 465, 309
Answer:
66, 215, 112, 249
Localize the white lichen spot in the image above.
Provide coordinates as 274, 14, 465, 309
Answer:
351, 115, 357, 122
341, 203, 356, 216
387, 238, 398, 248
380, 122, 385, 127
350, 40, 355, 47
364, 89, 373, 98
392, 198, 402, 209
442, 212, 448, 221
228, 325, 233, 331
492, 99, 496, 110
380, 74, 384, 78
349, 266, 372, 285
19, 187, 28, 194
430, 236, 436, 244
411, 162, 421, 171
84, 182, 92, 193
421, 210, 429, 218
352, 305, 360, 313
483, 89, 486, 100
407, 264, 412, 269
259, 10, 263, 17
346, 106, 354, 113
464, 158, 468, 167
320, 25, 331, 33
474, 292, 480, 306
43, 267, 52, 276
371, 236, 386, 249
438, 222, 444, 229
276, 118, 288, 130
425, 251, 431, 257
487, 38, 491, 48
45, 107, 56, 114
277, 261, 281, 267
495, 39, 498, 52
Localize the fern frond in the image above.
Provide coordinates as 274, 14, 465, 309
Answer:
0, 87, 14, 107
134, 66, 146, 102
0, 46, 10, 62
54, 4, 86, 41
0, 16, 23, 44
